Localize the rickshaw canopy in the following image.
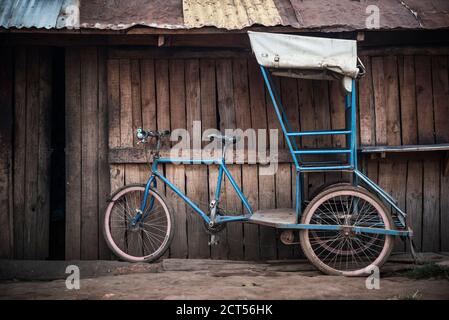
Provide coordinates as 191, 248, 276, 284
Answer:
248, 31, 360, 92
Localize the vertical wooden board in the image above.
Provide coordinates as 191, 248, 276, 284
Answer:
441, 165, 449, 251
127, 59, 144, 254
121, 60, 143, 258
390, 160, 407, 252
371, 57, 387, 145
329, 81, 347, 149
185, 59, 210, 258
65, 48, 82, 260
406, 160, 423, 251
200, 59, 217, 130
398, 56, 418, 145
131, 59, 143, 144
97, 48, 111, 260
155, 60, 170, 131
297, 79, 316, 199
80, 48, 99, 260
242, 165, 259, 260
358, 56, 375, 146
24, 49, 40, 259
328, 80, 346, 185
166, 164, 188, 258
119, 58, 140, 254
435, 58, 449, 250
0, 47, 13, 258
107, 59, 125, 257
422, 160, 440, 252
36, 48, 52, 259
431, 56, 449, 143
119, 59, 133, 148
415, 56, 435, 144
275, 76, 297, 258
124, 164, 142, 257
275, 164, 292, 259
384, 56, 401, 146
233, 59, 259, 260
141, 59, 157, 130
216, 59, 243, 259
248, 59, 276, 260
366, 159, 379, 183
258, 168, 277, 259
225, 165, 244, 260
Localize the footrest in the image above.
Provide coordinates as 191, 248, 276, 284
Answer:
248, 208, 296, 227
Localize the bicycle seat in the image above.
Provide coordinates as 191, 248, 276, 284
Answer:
207, 133, 240, 144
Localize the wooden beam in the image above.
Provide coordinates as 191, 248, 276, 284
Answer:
360, 143, 449, 153
107, 47, 251, 59
359, 46, 449, 56
108, 148, 294, 164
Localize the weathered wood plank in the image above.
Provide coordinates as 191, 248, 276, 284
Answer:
384, 56, 401, 146
140, 59, 157, 131
65, 48, 82, 260
36, 47, 52, 259
108, 47, 251, 60
80, 48, 99, 259
217, 59, 243, 259
398, 55, 418, 145
358, 56, 375, 146
0, 47, 13, 258
166, 164, 188, 258
415, 56, 435, 144
107, 58, 125, 257
432, 56, 449, 251
24, 49, 40, 259
422, 160, 440, 252
185, 59, 210, 258
371, 57, 387, 145
13, 48, 27, 259
97, 48, 111, 260
406, 160, 423, 251
233, 58, 259, 260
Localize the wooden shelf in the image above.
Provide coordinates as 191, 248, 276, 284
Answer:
360, 143, 449, 176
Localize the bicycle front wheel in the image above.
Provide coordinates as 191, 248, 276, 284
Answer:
103, 184, 174, 262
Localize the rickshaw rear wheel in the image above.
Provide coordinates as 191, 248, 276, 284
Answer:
300, 185, 394, 276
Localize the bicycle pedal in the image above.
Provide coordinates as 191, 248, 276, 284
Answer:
208, 234, 219, 246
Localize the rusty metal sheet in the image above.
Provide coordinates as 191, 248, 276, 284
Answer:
289, 0, 422, 31
79, 0, 185, 30
400, 0, 449, 29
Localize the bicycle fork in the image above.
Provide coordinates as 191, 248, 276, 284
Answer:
131, 175, 157, 227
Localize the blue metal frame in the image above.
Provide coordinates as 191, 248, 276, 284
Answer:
148, 156, 253, 225
132, 65, 410, 238
260, 66, 409, 232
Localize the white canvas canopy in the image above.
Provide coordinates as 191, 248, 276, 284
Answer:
248, 31, 361, 92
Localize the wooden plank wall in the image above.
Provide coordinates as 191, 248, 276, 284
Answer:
0, 47, 53, 259
65, 47, 110, 260
1, 47, 447, 260
359, 55, 449, 252
105, 51, 449, 259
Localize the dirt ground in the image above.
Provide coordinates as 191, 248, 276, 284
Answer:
1, 254, 449, 300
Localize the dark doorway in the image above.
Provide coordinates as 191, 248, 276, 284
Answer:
48, 47, 65, 260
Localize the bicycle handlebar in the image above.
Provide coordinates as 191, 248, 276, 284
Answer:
136, 128, 170, 144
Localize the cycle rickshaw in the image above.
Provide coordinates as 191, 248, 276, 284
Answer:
103, 32, 413, 276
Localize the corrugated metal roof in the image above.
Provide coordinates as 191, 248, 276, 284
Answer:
183, 0, 286, 29
0, 0, 448, 31
0, 0, 79, 29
